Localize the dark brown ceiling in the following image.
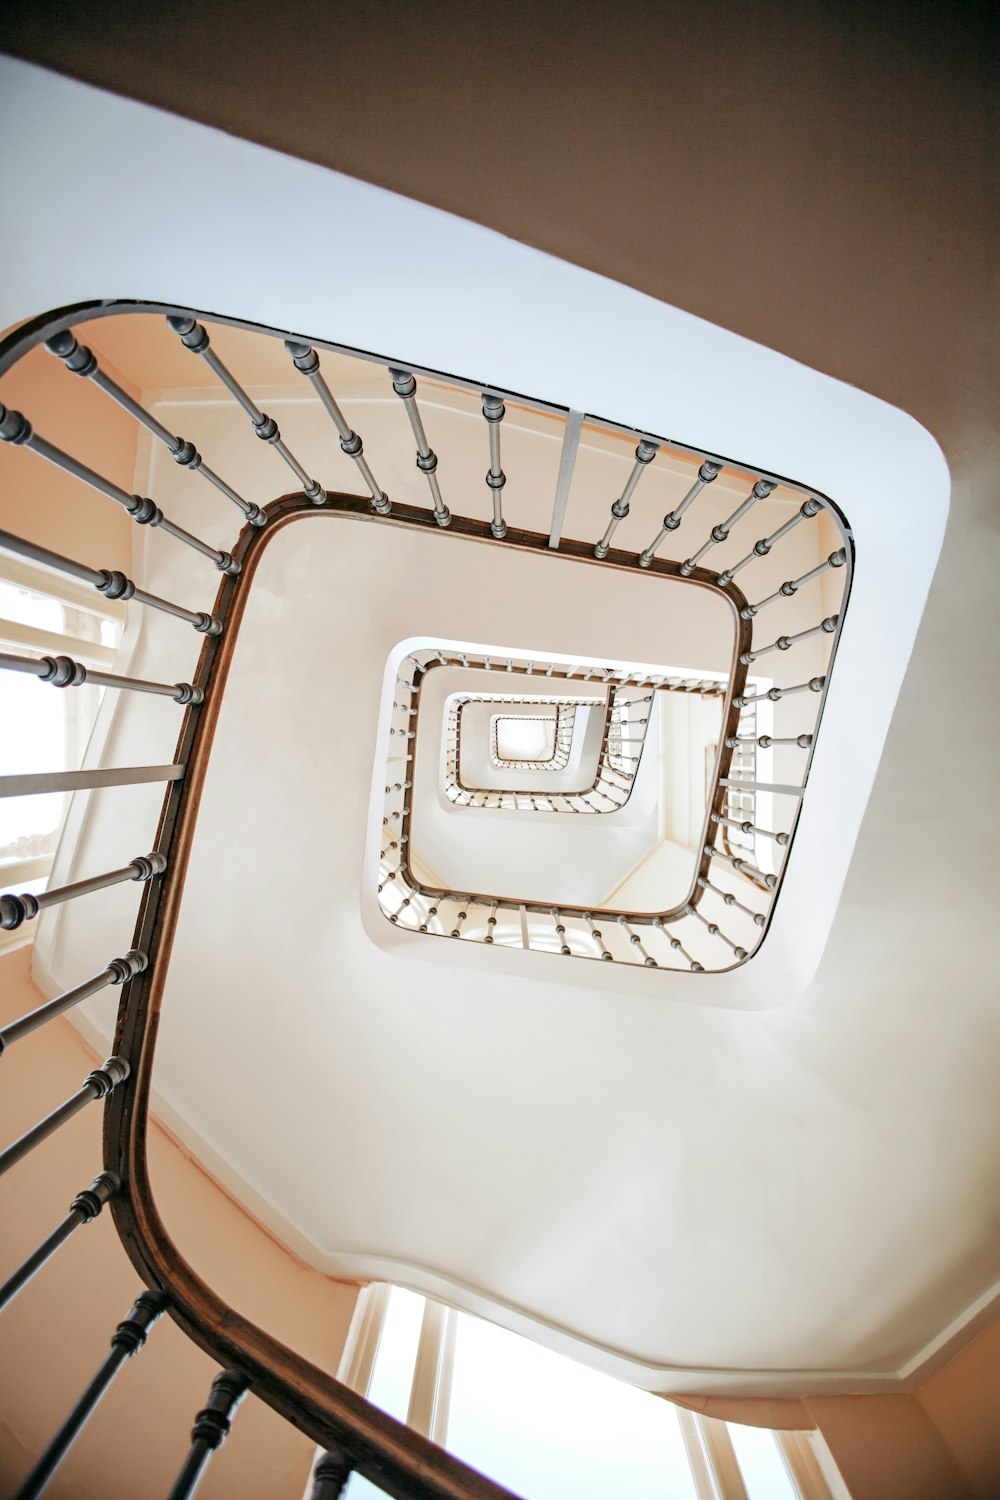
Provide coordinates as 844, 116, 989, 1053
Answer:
3, 0, 995, 469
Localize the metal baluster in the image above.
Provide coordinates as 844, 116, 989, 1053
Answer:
651, 919, 704, 972
735, 676, 825, 706
549, 409, 583, 548
0, 1172, 119, 1312
309, 1448, 354, 1499
706, 845, 778, 890
697, 876, 767, 927
389, 886, 416, 925
45, 330, 266, 525
0, 952, 144, 1056
0, 1058, 129, 1176
686, 905, 748, 961
0, 405, 240, 574
550, 909, 571, 955
741, 549, 847, 617
166, 1368, 249, 1500
726, 732, 813, 750
449, 897, 471, 938
284, 340, 390, 513
13, 1290, 165, 1500
638, 460, 722, 566
718, 499, 822, 583
425, 894, 443, 926
483, 394, 508, 538
618, 917, 657, 966
715, 811, 789, 847
396, 887, 417, 923
0, 529, 223, 635
594, 440, 659, 558
389, 368, 450, 525
679, 479, 776, 575
0, 650, 203, 705
583, 913, 612, 960
419, 893, 445, 934
166, 316, 325, 502
2, 854, 164, 932
741, 615, 839, 663
0, 765, 186, 800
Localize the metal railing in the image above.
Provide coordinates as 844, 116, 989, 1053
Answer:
0, 297, 852, 1496
490, 705, 577, 772
435, 677, 668, 811
379, 652, 781, 969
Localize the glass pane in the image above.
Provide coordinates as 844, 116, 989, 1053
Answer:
0, 579, 65, 634
364, 1285, 425, 1421
728, 1423, 798, 1500
495, 716, 557, 762
446, 1313, 698, 1500
100, 617, 122, 651
0, 671, 68, 858
346, 1286, 426, 1498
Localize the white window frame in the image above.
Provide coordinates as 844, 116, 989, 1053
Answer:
314, 1286, 852, 1500
0, 550, 125, 949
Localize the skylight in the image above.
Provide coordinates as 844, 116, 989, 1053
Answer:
493, 715, 557, 763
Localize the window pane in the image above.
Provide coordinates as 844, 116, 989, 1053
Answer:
346, 1287, 426, 1498
0, 672, 68, 857
100, 617, 122, 651
446, 1313, 698, 1500
728, 1423, 798, 1500
365, 1285, 426, 1421
0, 665, 103, 870
495, 716, 557, 762
0, 579, 65, 634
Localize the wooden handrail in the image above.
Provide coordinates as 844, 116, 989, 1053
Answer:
103, 492, 537, 1498
102, 488, 757, 1488
0, 296, 853, 1492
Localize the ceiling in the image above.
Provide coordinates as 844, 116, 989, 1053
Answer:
24, 354, 989, 1397
3, 2, 998, 1398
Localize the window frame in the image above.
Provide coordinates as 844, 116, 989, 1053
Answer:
325, 1286, 851, 1500
0, 549, 125, 949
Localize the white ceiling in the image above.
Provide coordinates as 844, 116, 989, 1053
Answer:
10, 59, 997, 1403
41, 492, 997, 1396
409, 668, 661, 908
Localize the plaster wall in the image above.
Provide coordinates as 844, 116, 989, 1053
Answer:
412, 666, 662, 908
0, 4, 995, 1489
0, 29, 995, 1416
0, 342, 135, 574
0, 946, 359, 1499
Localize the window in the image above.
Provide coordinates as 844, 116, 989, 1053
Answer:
331, 1286, 851, 1500
0, 554, 123, 942
493, 715, 559, 765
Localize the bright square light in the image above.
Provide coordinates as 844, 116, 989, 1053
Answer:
493, 715, 557, 763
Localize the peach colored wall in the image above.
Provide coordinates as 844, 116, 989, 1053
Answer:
0, 332, 135, 574
676, 1329, 1000, 1500
1, 13, 996, 1495
686, 1326, 1000, 1499
805, 1395, 971, 1500
915, 1317, 1000, 1499
4, 927, 1000, 1499
0, 945, 360, 1499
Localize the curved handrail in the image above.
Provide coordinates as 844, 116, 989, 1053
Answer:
0, 297, 854, 1494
